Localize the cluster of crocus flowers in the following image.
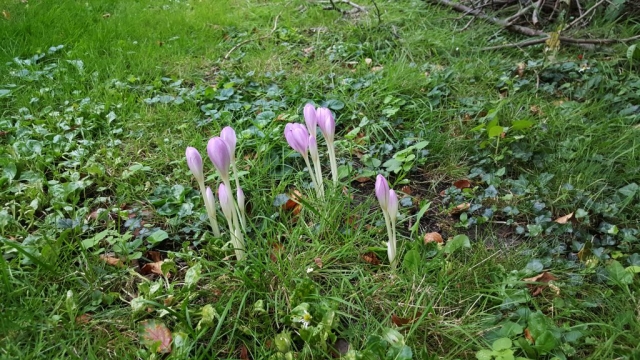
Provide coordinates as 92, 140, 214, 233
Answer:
376, 175, 399, 268
284, 103, 338, 197
185, 126, 246, 261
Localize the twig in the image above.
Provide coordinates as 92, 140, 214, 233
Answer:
480, 34, 640, 51
531, 0, 542, 26
318, 0, 368, 13
371, 0, 382, 24
565, 0, 606, 30
224, 13, 282, 60
458, 16, 476, 31
504, 3, 533, 25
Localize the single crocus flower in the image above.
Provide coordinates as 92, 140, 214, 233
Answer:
316, 107, 338, 184
185, 147, 205, 186
285, 123, 322, 197
375, 174, 390, 211
207, 137, 231, 184
221, 126, 245, 230
303, 103, 318, 137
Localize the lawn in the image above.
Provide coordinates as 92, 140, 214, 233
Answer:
1, 0, 639, 359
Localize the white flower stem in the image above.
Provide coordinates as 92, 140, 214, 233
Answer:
223, 178, 245, 257
199, 183, 220, 237
231, 161, 246, 230
382, 209, 395, 267
303, 155, 322, 198
310, 151, 324, 198
328, 142, 338, 185
390, 217, 397, 269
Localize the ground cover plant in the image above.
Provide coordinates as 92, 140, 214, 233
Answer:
1, 0, 639, 359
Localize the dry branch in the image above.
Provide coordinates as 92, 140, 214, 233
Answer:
427, 0, 640, 50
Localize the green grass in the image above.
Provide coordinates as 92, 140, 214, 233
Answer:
1, 0, 640, 359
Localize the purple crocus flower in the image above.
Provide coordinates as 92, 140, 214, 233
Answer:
303, 103, 318, 137
185, 147, 204, 185
220, 126, 237, 160
387, 189, 398, 223
316, 107, 335, 143
207, 137, 231, 182
284, 123, 310, 154
375, 174, 390, 211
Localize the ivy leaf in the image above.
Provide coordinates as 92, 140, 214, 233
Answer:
606, 260, 634, 285
443, 235, 470, 254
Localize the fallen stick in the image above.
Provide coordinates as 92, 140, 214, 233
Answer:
427, 0, 640, 49
480, 34, 640, 51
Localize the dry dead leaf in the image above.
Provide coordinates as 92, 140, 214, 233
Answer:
423, 232, 444, 244
453, 179, 471, 190
362, 252, 381, 265
99, 254, 124, 267
146, 250, 163, 262
354, 176, 371, 183
371, 66, 384, 72
314, 257, 323, 268
2, 10, 10, 19
238, 343, 250, 360
75, 313, 91, 324
302, 46, 314, 56
554, 212, 574, 224
364, 58, 372, 66
530, 105, 544, 116
283, 189, 303, 216
140, 320, 172, 354
102, 13, 111, 18
523, 272, 558, 296
524, 328, 534, 343
164, 296, 175, 306
400, 185, 412, 195
391, 312, 423, 327
141, 261, 165, 276
270, 243, 284, 263
450, 202, 470, 214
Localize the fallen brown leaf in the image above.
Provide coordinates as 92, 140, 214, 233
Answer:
423, 232, 444, 244
354, 176, 371, 183
238, 343, 250, 360
523, 272, 558, 296
524, 328, 534, 343
146, 250, 163, 262
530, 105, 544, 116
102, 13, 111, 18
391, 312, 423, 327
554, 212, 574, 224
401, 185, 412, 195
364, 58, 372, 66
99, 254, 124, 267
515, 62, 526, 77
270, 243, 284, 263
141, 261, 165, 276
2, 10, 10, 19
453, 179, 471, 190
75, 314, 91, 324
314, 257, 323, 269
362, 252, 381, 265
371, 66, 384, 72
450, 202, 470, 214
283, 189, 303, 216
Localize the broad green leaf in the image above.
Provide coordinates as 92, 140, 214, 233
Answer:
607, 260, 634, 285
184, 262, 202, 287
402, 250, 421, 273
488, 125, 505, 138
511, 120, 534, 131
476, 349, 494, 360
2, 163, 17, 180
147, 230, 169, 245
492, 337, 512, 351
444, 235, 471, 254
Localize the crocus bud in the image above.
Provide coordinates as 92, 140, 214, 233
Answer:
284, 123, 310, 155
207, 137, 231, 180
218, 183, 233, 221
375, 174, 390, 210
303, 103, 317, 137
308, 135, 318, 160
205, 186, 216, 214
237, 186, 245, 212
185, 147, 204, 185
387, 189, 398, 223
220, 126, 237, 160
316, 107, 335, 143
